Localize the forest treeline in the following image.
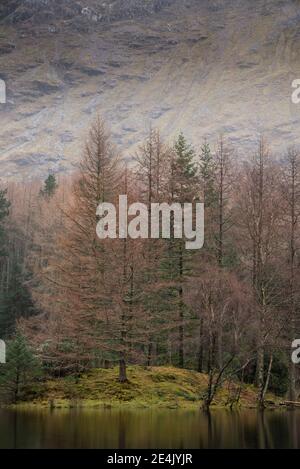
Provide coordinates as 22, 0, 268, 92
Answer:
0, 117, 299, 408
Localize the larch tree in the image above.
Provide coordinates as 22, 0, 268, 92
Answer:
22, 118, 121, 374
214, 136, 234, 267
281, 147, 300, 402
236, 137, 283, 407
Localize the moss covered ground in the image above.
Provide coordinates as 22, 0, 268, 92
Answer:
14, 366, 281, 410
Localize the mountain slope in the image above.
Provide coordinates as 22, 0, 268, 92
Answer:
0, 0, 300, 179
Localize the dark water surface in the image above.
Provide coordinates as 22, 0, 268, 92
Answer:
0, 408, 299, 449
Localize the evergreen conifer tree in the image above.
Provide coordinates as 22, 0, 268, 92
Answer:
0, 188, 9, 257
0, 333, 41, 403
199, 141, 217, 208
165, 133, 199, 367
40, 174, 58, 199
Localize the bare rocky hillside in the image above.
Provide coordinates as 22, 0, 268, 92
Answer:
0, 0, 300, 179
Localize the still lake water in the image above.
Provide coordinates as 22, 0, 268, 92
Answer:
0, 408, 299, 449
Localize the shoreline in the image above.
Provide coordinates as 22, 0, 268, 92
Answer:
1, 366, 285, 411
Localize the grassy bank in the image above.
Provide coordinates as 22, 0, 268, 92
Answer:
13, 366, 281, 410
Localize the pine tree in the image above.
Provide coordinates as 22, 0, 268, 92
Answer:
172, 132, 198, 203
0, 188, 9, 257
0, 188, 12, 337
166, 133, 199, 367
0, 187, 37, 338
40, 174, 58, 199
134, 129, 173, 367
199, 141, 217, 208
0, 261, 36, 337
0, 333, 41, 403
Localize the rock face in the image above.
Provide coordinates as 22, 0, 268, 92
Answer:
1, 0, 300, 179
0, 0, 174, 27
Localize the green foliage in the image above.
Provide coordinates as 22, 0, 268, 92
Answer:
0, 262, 36, 337
268, 352, 289, 396
40, 173, 58, 199
172, 132, 198, 202
14, 366, 277, 410
0, 188, 10, 257
0, 334, 41, 403
199, 141, 217, 207
0, 188, 9, 221
157, 133, 200, 366
0, 190, 34, 338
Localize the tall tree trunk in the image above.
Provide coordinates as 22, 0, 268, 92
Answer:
259, 353, 273, 409
218, 139, 224, 267
254, 139, 266, 397
147, 339, 153, 367
197, 318, 204, 373
119, 356, 127, 383
178, 240, 184, 368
